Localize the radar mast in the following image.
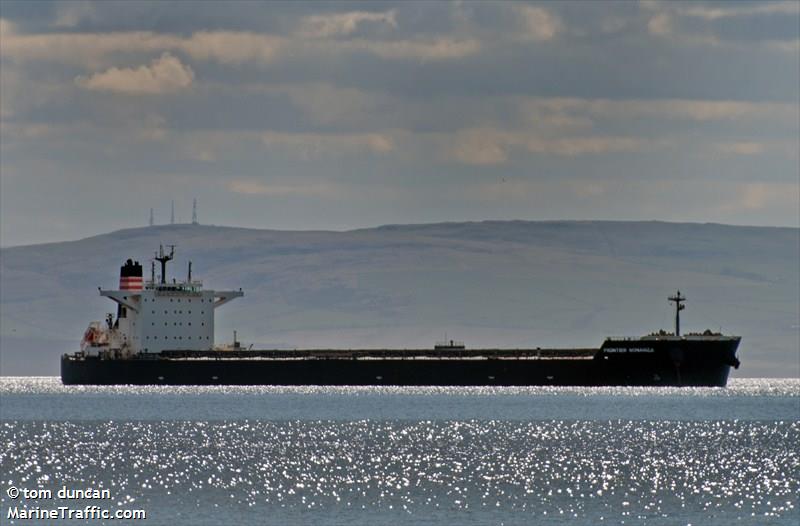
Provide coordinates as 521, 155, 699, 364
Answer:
154, 244, 174, 284
668, 291, 686, 336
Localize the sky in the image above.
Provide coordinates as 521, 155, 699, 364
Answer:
0, 0, 798, 247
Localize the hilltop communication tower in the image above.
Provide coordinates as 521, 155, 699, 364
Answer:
171, 201, 175, 224
149, 208, 154, 227
192, 199, 198, 224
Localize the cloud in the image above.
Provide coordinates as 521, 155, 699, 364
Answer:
227, 179, 339, 197
736, 183, 799, 211
0, 17, 13, 37
0, 24, 479, 67
524, 136, 643, 156
520, 97, 799, 123
676, 1, 799, 21
767, 39, 800, 53
712, 140, 798, 158
262, 131, 394, 157
444, 127, 646, 165
640, 0, 800, 19
0, 29, 283, 67
647, 13, 672, 36
714, 142, 766, 156
512, 5, 562, 41
344, 37, 481, 61
53, 1, 98, 28
75, 53, 194, 94
298, 10, 397, 38
179, 31, 283, 65
447, 128, 510, 165
1, 30, 174, 67
248, 82, 390, 126
642, 1, 799, 50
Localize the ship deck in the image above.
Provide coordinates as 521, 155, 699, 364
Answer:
149, 348, 600, 361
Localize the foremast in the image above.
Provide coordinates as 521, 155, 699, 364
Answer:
668, 291, 686, 336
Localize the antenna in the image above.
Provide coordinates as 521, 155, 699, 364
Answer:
668, 291, 686, 336
149, 208, 154, 226
192, 199, 198, 225
154, 244, 175, 284
171, 201, 175, 224
188, 261, 192, 283
151, 261, 155, 283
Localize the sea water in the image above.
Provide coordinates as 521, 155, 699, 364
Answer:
1, 378, 798, 525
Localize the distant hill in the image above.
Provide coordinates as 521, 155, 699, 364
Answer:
1, 221, 798, 377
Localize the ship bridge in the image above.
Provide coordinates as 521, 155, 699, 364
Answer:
97, 246, 242, 354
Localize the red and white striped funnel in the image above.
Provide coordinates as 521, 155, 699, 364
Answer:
120, 259, 143, 290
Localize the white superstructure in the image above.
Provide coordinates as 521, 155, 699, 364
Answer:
80, 246, 242, 356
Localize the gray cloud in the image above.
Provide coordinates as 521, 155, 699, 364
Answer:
75, 52, 194, 94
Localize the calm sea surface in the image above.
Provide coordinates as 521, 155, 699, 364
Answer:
1, 377, 798, 525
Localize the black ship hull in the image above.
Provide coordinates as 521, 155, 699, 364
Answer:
61, 337, 741, 387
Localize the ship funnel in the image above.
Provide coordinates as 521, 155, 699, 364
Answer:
120, 259, 143, 291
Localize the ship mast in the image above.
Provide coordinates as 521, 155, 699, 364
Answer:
154, 244, 174, 284
668, 291, 686, 336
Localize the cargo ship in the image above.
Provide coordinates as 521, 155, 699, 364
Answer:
61, 247, 741, 386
